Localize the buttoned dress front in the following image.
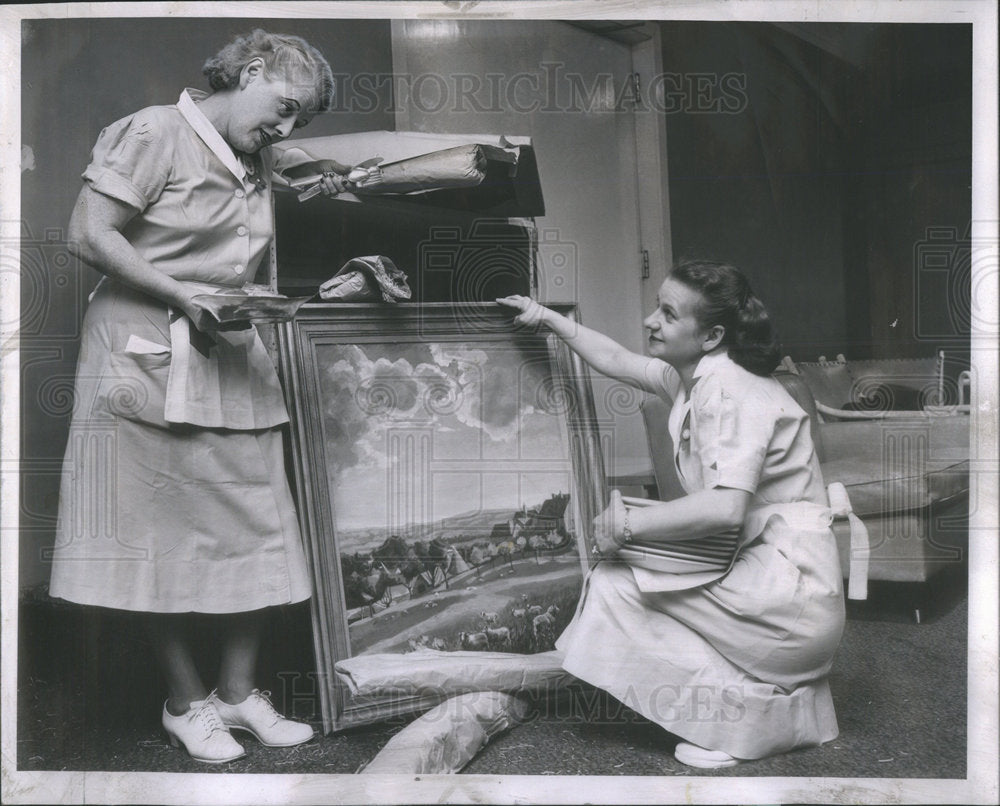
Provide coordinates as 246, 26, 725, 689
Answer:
48, 90, 312, 613
556, 352, 846, 760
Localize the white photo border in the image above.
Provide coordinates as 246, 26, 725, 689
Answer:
1, 2, 996, 804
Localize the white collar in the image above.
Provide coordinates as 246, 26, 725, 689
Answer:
692, 350, 734, 380
176, 88, 247, 184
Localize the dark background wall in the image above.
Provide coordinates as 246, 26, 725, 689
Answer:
660, 21, 971, 361
19, 18, 395, 588
851, 25, 973, 359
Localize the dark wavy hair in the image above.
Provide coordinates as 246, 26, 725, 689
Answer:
669, 259, 782, 376
202, 29, 335, 114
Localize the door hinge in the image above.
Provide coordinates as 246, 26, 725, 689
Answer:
641, 249, 650, 279
620, 73, 642, 108
618, 73, 642, 109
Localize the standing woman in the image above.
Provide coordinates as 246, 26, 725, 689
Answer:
498, 260, 845, 769
49, 30, 347, 763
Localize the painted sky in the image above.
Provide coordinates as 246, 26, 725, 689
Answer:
316, 340, 575, 531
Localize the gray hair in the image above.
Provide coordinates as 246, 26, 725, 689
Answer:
202, 29, 335, 113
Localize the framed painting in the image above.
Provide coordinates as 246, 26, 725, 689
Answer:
279, 302, 607, 732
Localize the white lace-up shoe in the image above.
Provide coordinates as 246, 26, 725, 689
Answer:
162, 698, 245, 764
673, 741, 741, 769
209, 689, 315, 747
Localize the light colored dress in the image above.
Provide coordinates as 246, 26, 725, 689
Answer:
556, 351, 845, 760
48, 89, 311, 613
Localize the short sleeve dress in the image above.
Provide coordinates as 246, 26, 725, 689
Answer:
556, 351, 846, 760
48, 89, 312, 614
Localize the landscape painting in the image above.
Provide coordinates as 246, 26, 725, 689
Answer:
280, 303, 606, 730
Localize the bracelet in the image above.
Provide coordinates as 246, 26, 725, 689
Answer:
620, 505, 632, 546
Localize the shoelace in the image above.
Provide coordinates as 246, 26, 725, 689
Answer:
250, 690, 281, 724
189, 699, 226, 739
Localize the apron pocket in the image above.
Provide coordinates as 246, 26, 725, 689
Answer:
98, 349, 171, 427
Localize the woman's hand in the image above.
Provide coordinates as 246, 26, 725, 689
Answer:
592, 489, 629, 556
180, 295, 252, 333
301, 159, 351, 197
318, 170, 349, 197
496, 295, 551, 329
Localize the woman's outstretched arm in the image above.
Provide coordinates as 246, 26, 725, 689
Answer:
497, 295, 664, 393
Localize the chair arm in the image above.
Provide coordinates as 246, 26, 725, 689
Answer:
958, 371, 971, 407
816, 400, 970, 421
828, 481, 869, 600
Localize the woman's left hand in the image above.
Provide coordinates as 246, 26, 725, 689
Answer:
181, 294, 252, 333
592, 489, 629, 556
318, 170, 349, 196
495, 295, 551, 329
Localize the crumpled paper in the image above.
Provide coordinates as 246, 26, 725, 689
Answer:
360, 691, 530, 774
318, 255, 412, 303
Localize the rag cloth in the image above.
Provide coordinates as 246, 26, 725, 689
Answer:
319, 256, 412, 303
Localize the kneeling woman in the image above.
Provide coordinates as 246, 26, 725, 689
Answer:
498, 260, 844, 768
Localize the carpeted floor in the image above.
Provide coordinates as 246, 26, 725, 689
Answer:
15, 564, 967, 779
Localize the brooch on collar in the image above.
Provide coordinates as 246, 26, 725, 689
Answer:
237, 152, 268, 193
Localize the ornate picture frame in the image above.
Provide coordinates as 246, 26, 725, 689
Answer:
279, 303, 606, 732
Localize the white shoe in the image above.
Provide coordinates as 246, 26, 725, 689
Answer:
162, 699, 245, 764
674, 741, 741, 769
209, 689, 315, 748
